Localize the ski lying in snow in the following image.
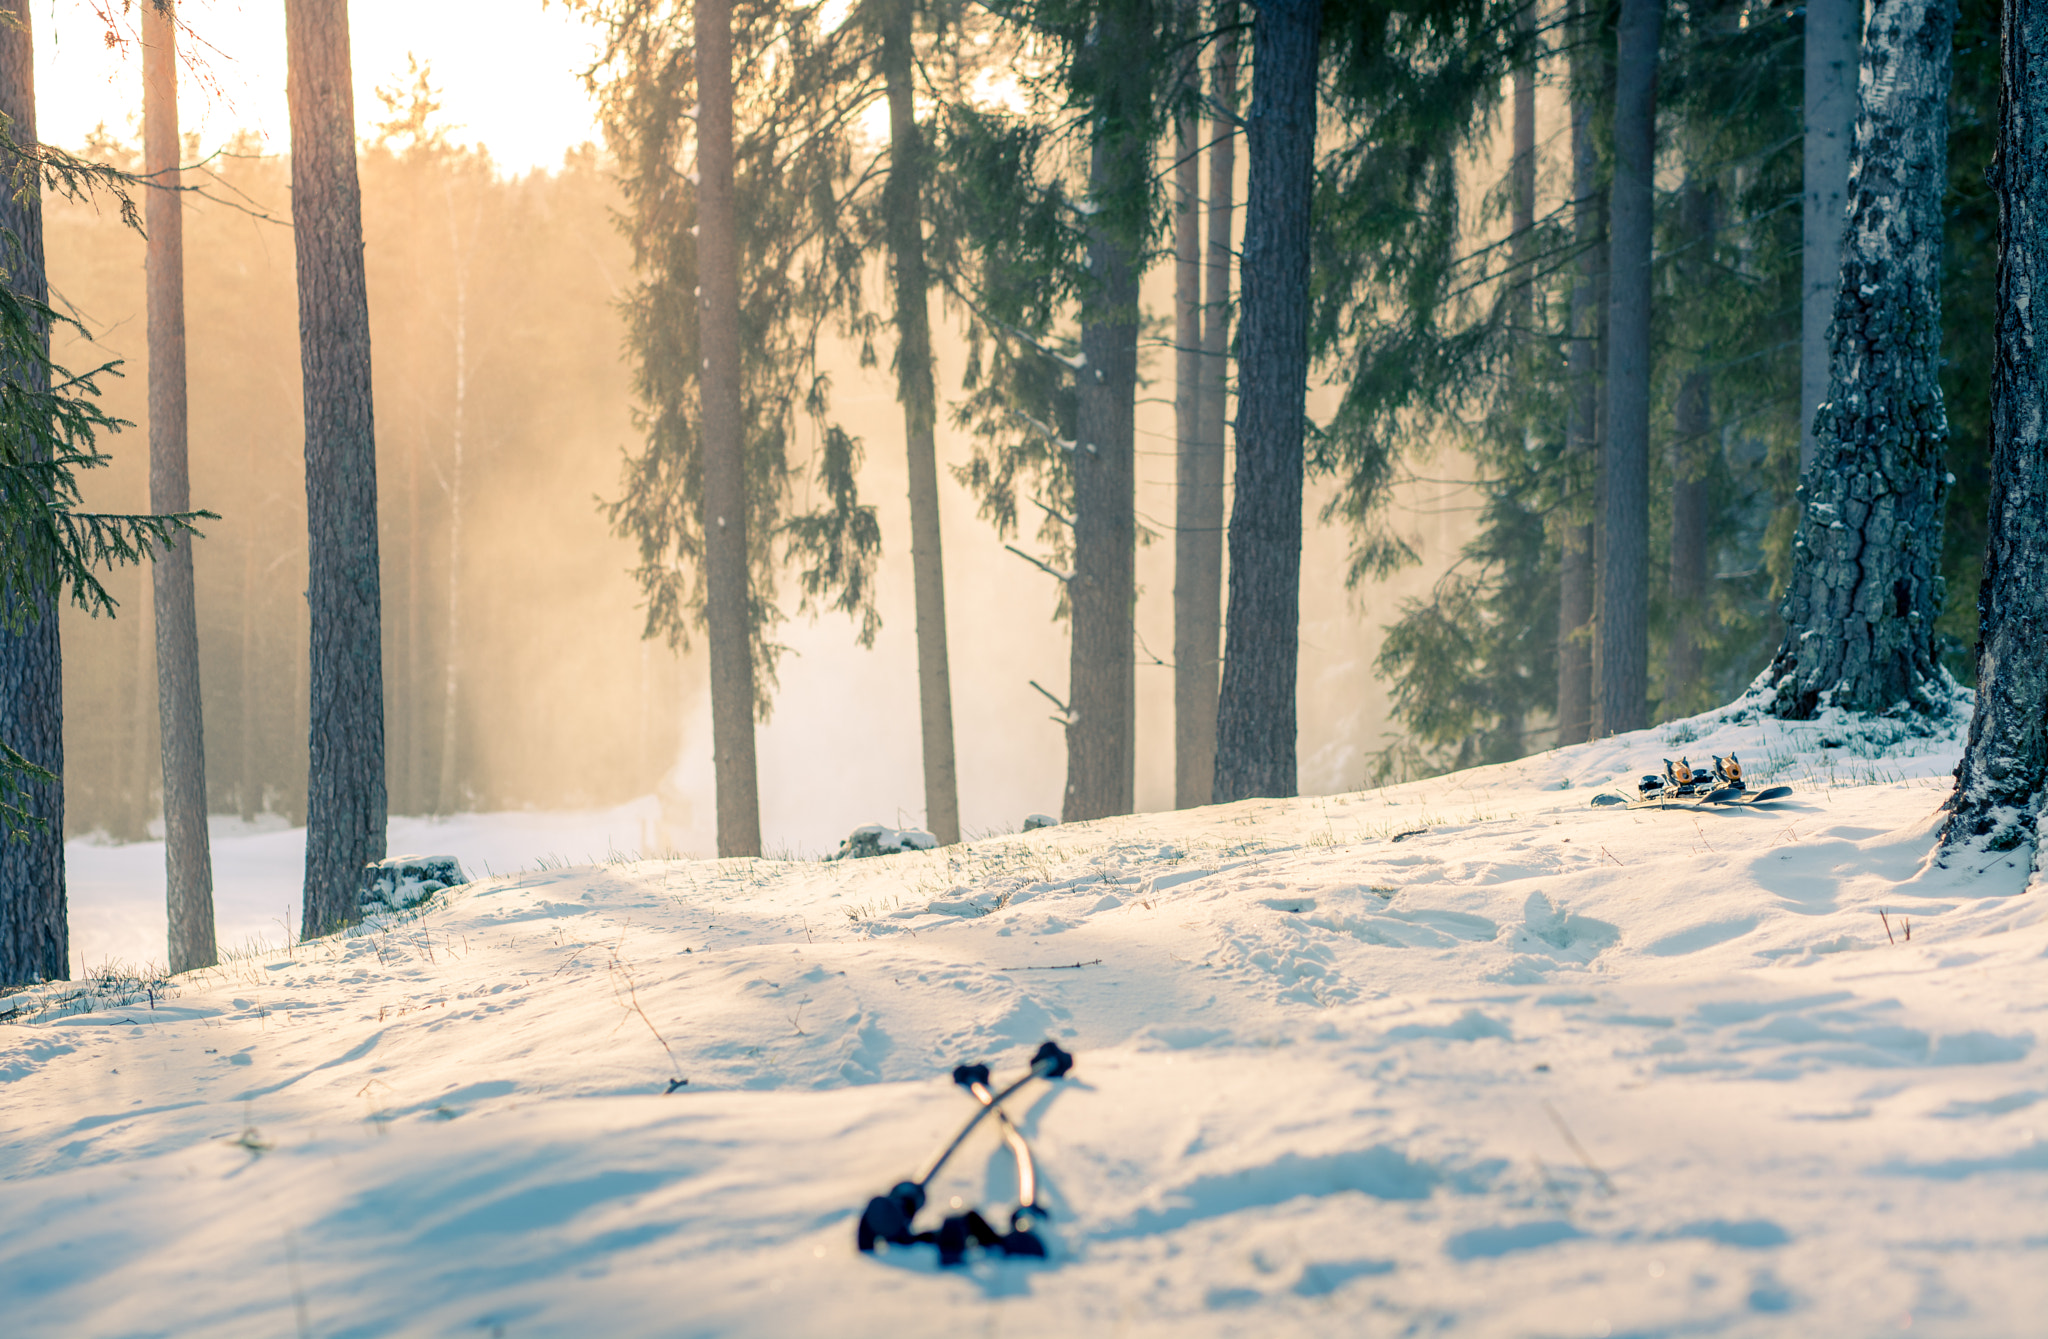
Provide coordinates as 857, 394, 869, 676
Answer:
857, 1040, 1074, 1265
1591, 784, 1795, 810
1701, 784, 1794, 807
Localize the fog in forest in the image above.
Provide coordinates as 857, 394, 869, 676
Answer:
48, 108, 1478, 860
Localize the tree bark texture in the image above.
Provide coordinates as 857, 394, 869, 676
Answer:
1557, 14, 1599, 747
1178, 8, 1236, 809
287, 0, 387, 935
1510, 14, 1536, 324
145, 0, 217, 973
1062, 2, 1147, 823
1598, 0, 1660, 736
1666, 175, 1714, 716
695, 0, 762, 855
1803, 0, 1862, 476
1215, 0, 1318, 801
0, 6, 66, 985
1172, 15, 1205, 810
1943, 0, 2048, 860
880, 0, 960, 845
1764, 0, 1953, 720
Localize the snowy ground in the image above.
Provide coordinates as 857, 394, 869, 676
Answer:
4, 701, 2045, 1338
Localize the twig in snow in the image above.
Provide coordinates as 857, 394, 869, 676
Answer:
1880, 909, 1895, 945
1599, 845, 1625, 867
1541, 1099, 1614, 1196
996, 959, 1103, 971
606, 947, 687, 1090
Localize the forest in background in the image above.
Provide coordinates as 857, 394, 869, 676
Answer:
50, 91, 692, 841
36, 0, 2013, 834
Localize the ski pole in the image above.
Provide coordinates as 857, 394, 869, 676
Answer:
916, 1040, 1072, 1191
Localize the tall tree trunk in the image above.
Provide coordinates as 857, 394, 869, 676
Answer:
145, 0, 217, 973
287, 0, 387, 935
126, 580, 157, 842
1062, 3, 1146, 823
1181, 6, 1236, 808
436, 222, 468, 816
404, 409, 423, 813
1764, 0, 1953, 719
880, 0, 960, 845
1666, 173, 1714, 717
696, 0, 762, 856
1802, 0, 1861, 476
0, 6, 67, 985
1945, 0, 2048, 860
1171, 26, 1196, 814
238, 506, 260, 820
1172, 13, 1205, 811
1496, 11, 1536, 761
1597, 0, 1660, 736
1557, 9, 1599, 747
1214, 0, 1318, 802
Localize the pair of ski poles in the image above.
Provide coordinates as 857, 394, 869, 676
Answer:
856, 1040, 1075, 1265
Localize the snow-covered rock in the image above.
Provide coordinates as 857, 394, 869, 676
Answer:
825, 824, 937, 861
359, 853, 468, 913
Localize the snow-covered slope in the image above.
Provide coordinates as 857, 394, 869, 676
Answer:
4, 704, 2044, 1337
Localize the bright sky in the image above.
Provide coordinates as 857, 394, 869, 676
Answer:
36, 0, 607, 175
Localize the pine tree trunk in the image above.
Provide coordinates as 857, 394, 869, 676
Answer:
880, 0, 960, 845
1764, 0, 1953, 720
239, 508, 260, 821
1666, 174, 1714, 717
1214, 0, 1318, 802
287, 0, 387, 935
1182, 10, 1236, 808
436, 231, 468, 816
145, 0, 217, 973
1942, 0, 2048, 859
404, 413, 423, 813
1062, 4, 1145, 824
1171, 10, 1207, 810
1802, 0, 1861, 476
1557, 15, 1599, 747
1597, 0, 1660, 736
696, 0, 763, 856
0, 7, 67, 986
126, 582, 157, 842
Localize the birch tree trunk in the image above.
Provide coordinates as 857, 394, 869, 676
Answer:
0, 4, 68, 985
1214, 0, 1318, 802
1556, 2, 1599, 747
1597, 0, 1660, 736
1942, 0, 2048, 861
287, 0, 387, 935
1763, 0, 1954, 720
696, 0, 763, 856
146, 0, 217, 972
1802, 0, 1862, 476
880, 0, 960, 844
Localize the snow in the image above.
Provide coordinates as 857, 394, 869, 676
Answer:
6, 702, 2046, 1336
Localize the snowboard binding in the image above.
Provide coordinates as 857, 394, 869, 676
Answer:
857, 1040, 1074, 1266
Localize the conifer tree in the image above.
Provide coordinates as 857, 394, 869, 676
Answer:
1761, 0, 1955, 720
144, 0, 217, 971
584, 0, 882, 856
1944, 0, 2048, 863
288, 0, 388, 934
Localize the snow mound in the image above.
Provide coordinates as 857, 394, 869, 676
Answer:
3, 706, 2044, 1336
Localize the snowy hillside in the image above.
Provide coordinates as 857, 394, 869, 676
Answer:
3, 702, 2044, 1338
